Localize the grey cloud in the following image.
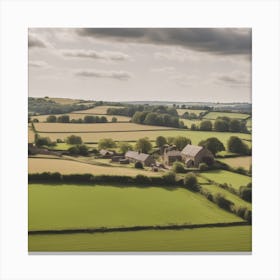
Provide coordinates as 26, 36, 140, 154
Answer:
77, 28, 251, 56
29, 60, 49, 68
214, 72, 250, 87
150, 66, 175, 73
28, 33, 48, 48
75, 69, 132, 80
62, 49, 129, 61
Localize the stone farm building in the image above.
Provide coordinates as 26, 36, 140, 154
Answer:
125, 151, 155, 166
181, 144, 214, 167
163, 150, 182, 166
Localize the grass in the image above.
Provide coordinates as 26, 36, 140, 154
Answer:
49, 143, 97, 151
203, 112, 250, 120
34, 122, 176, 133
37, 130, 251, 147
73, 106, 124, 115
200, 170, 251, 191
28, 157, 162, 177
29, 226, 251, 252
200, 184, 252, 210
31, 114, 131, 123
219, 156, 252, 170
28, 184, 243, 231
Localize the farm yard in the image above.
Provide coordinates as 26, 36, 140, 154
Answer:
28, 99, 252, 252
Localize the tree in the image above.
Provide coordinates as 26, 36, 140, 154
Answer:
214, 119, 229, 132
98, 138, 116, 149
118, 142, 132, 154
135, 137, 152, 153
57, 115, 70, 123
68, 146, 80, 155
173, 136, 191, 151
84, 115, 96, 123
112, 117, 118, 123
46, 115, 57, 123
78, 144, 89, 156
134, 161, 144, 169
198, 137, 225, 156
156, 136, 167, 148
184, 173, 199, 191
100, 116, 108, 123
35, 136, 51, 147
66, 135, 83, 145
227, 136, 249, 155
172, 161, 185, 173
190, 124, 197, 131
162, 171, 176, 184
239, 186, 252, 202
199, 120, 213, 131
229, 119, 241, 132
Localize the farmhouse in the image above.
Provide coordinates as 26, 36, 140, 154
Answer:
99, 149, 114, 158
163, 150, 182, 166
181, 144, 214, 167
125, 150, 155, 166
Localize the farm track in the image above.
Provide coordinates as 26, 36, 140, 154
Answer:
28, 221, 250, 235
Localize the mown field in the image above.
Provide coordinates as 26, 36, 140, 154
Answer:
28, 184, 243, 231
28, 158, 162, 177
31, 114, 131, 123
29, 225, 251, 252
28, 125, 35, 143
37, 130, 252, 146
203, 111, 250, 120
219, 156, 252, 170
200, 170, 251, 191
72, 106, 124, 115
34, 122, 175, 133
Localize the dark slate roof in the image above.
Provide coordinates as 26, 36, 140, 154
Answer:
100, 149, 114, 156
165, 150, 182, 157
181, 144, 203, 157
125, 150, 151, 162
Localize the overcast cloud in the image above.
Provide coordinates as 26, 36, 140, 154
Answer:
28, 28, 251, 102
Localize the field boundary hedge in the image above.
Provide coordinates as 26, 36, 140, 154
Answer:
28, 221, 250, 235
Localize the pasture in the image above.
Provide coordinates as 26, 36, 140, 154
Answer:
73, 106, 124, 115
28, 184, 243, 231
31, 114, 131, 123
219, 156, 252, 170
34, 122, 175, 133
203, 111, 250, 120
37, 130, 252, 147
200, 184, 252, 209
28, 158, 161, 177
200, 170, 251, 191
29, 226, 251, 252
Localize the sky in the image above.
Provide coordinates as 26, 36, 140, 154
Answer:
28, 28, 252, 103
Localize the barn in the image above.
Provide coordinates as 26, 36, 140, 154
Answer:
125, 151, 155, 166
181, 144, 214, 167
163, 150, 182, 166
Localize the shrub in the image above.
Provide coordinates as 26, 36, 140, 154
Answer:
213, 193, 234, 211
239, 186, 252, 202
199, 163, 208, 171
227, 136, 250, 155
199, 120, 212, 131
98, 138, 116, 150
68, 146, 80, 155
35, 136, 52, 147
78, 145, 89, 156
162, 171, 176, 185
112, 117, 117, 123
135, 161, 144, 169
234, 206, 247, 219
244, 209, 252, 223
66, 135, 83, 145
135, 174, 151, 185
57, 115, 70, 123
172, 161, 185, 173
56, 138, 63, 143
63, 173, 93, 183
184, 173, 199, 192
46, 115, 57, 122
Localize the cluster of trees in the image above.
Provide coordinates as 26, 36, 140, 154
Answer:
227, 136, 250, 155
68, 145, 89, 156
46, 115, 109, 123
28, 97, 94, 115
34, 134, 54, 147
181, 111, 200, 120
214, 117, 248, 133
155, 135, 191, 151
132, 111, 183, 128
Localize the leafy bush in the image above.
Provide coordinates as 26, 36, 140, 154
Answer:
172, 161, 185, 173
135, 174, 151, 184
66, 135, 83, 145
98, 138, 116, 150
135, 161, 144, 169
239, 186, 252, 202
162, 171, 176, 185
213, 193, 234, 211
183, 173, 199, 192
46, 115, 57, 122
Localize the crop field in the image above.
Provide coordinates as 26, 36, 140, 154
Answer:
176, 109, 206, 116
28, 184, 243, 231
34, 122, 175, 133
73, 106, 124, 115
31, 114, 131, 123
203, 111, 250, 120
38, 130, 251, 147
219, 156, 252, 170
29, 226, 251, 252
48, 97, 83, 104
28, 158, 162, 177
28, 125, 35, 143
200, 170, 251, 191
200, 184, 252, 210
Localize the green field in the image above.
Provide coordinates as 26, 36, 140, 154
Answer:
219, 156, 252, 170
38, 130, 251, 147
203, 112, 250, 120
29, 184, 243, 231
29, 226, 251, 252
177, 109, 206, 116
200, 184, 252, 210
200, 170, 252, 191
